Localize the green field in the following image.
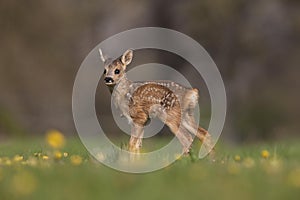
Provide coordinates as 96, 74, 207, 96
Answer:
1, 136, 300, 200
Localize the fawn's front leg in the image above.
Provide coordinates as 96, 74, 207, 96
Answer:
128, 105, 148, 153
129, 123, 144, 153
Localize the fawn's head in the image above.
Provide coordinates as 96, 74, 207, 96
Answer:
99, 49, 133, 86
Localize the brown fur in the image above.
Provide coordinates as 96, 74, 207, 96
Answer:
100, 49, 214, 157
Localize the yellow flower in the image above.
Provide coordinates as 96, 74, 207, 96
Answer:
174, 153, 182, 160
34, 152, 42, 158
63, 152, 68, 157
42, 155, 49, 160
243, 157, 255, 168
263, 159, 282, 174
3, 157, 12, 166
13, 155, 24, 162
287, 168, 300, 188
261, 150, 270, 159
227, 163, 240, 175
54, 151, 63, 160
234, 155, 241, 162
45, 129, 65, 149
95, 152, 105, 162
11, 171, 37, 196
26, 157, 38, 167
70, 155, 83, 166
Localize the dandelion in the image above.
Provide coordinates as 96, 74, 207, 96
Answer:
54, 151, 63, 160
227, 163, 240, 175
34, 152, 42, 158
25, 157, 38, 167
42, 155, 49, 160
243, 157, 255, 168
95, 152, 105, 162
3, 157, 12, 166
70, 155, 83, 166
287, 168, 300, 188
263, 159, 282, 174
11, 171, 37, 196
63, 152, 68, 157
45, 129, 65, 149
234, 155, 241, 162
13, 155, 24, 162
261, 150, 270, 159
174, 153, 182, 160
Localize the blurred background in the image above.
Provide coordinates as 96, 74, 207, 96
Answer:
0, 0, 299, 143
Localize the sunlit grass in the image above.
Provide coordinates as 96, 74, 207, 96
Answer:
0, 132, 300, 200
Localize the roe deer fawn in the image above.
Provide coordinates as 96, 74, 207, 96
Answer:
100, 49, 214, 157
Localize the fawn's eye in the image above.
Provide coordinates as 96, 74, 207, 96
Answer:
103, 69, 106, 74
114, 69, 120, 74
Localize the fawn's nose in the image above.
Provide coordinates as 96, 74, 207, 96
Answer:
104, 77, 114, 84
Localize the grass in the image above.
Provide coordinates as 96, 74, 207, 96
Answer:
0, 134, 300, 200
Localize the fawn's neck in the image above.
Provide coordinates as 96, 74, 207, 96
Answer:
111, 75, 132, 95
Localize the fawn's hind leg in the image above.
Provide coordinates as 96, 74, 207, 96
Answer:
182, 113, 215, 157
178, 127, 194, 154
182, 89, 215, 157
165, 114, 193, 154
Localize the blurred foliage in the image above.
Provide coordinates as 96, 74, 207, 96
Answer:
0, 107, 25, 137
1, 137, 300, 199
0, 0, 299, 141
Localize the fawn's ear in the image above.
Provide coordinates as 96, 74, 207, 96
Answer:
98, 48, 106, 63
121, 49, 133, 66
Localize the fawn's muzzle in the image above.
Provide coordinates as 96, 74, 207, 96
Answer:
104, 77, 114, 84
